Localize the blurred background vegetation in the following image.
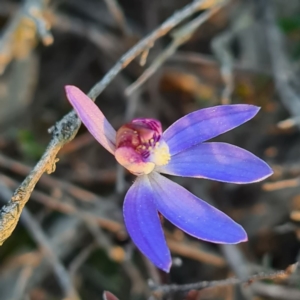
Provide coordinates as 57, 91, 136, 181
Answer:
0, 0, 300, 299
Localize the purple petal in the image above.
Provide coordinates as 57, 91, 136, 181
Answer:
149, 172, 247, 244
65, 85, 116, 154
123, 176, 171, 272
157, 143, 273, 183
163, 105, 260, 155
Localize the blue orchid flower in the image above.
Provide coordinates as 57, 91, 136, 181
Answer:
65, 85, 273, 272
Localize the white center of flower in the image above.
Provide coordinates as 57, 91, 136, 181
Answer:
149, 140, 170, 166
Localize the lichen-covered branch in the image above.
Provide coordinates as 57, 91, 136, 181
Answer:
0, 111, 80, 245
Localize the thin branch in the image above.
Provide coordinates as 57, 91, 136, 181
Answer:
149, 269, 293, 294
166, 236, 226, 267
0, 172, 123, 233
0, 182, 80, 300
252, 282, 300, 300
125, 1, 226, 96
69, 243, 97, 280
262, 0, 300, 127
0, 0, 215, 247
88, 0, 223, 100
0, 0, 53, 74
211, 6, 254, 104
169, 51, 272, 75
220, 244, 253, 299
11, 265, 34, 300
51, 12, 123, 59
20, 208, 81, 300
103, 0, 129, 34
262, 177, 300, 191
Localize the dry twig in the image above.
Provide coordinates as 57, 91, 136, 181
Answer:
0, 182, 80, 300
166, 237, 226, 267
125, 1, 226, 96
0, 172, 123, 233
103, 0, 129, 34
211, 6, 254, 104
262, 0, 300, 128
0, 0, 53, 74
252, 282, 300, 300
20, 208, 81, 300
149, 269, 291, 294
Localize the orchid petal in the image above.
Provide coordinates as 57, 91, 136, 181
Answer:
65, 85, 116, 154
163, 105, 260, 155
149, 172, 247, 244
158, 142, 273, 183
123, 176, 171, 272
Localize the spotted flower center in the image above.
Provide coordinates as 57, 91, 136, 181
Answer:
115, 119, 170, 175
